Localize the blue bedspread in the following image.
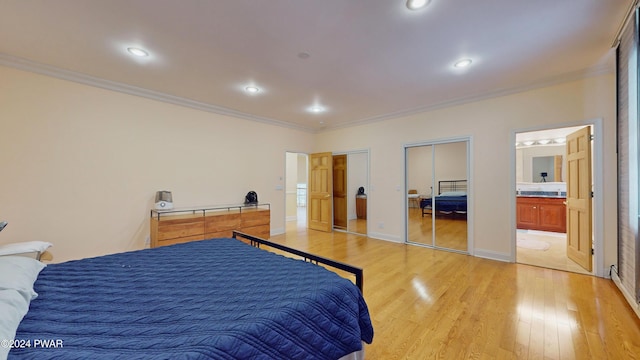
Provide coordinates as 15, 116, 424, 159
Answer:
10, 239, 373, 359
420, 195, 467, 213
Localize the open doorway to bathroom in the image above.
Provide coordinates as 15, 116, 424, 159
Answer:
515, 125, 595, 275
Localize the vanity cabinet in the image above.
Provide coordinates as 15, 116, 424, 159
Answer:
516, 197, 566, 233
150, 204, 270, 248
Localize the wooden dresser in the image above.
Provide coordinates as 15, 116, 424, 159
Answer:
150, 204, 270, 248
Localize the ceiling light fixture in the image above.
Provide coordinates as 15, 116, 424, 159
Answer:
245, 86, 260, 94
555, 138, 566, 144
537, 139, 551, 145
127, 47, 149, 57
406, 0, 431, 10
454, 59, 473, 68
522, 141, 535, 146
308, 105, 326, 114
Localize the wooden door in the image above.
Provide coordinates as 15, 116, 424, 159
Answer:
566, 127, 592, 271
308, 152, 333, 232
333, 155, 347, 230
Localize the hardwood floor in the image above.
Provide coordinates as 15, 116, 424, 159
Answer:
407, 207, 467, 251
517, 230, 592, 275
270, 219, 640, 359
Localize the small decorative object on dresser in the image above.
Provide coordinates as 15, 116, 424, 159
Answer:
154, 191, 173, 210
0, 221, 7, 232
244, 191, 258, 204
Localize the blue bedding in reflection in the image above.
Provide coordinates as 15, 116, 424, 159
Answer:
420, 195, 467, 214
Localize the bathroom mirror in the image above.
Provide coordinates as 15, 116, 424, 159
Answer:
516, 146, 564, 182
532, 156, 554, 182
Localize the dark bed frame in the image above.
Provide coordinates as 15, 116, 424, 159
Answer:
421, 179, 468, 218
232, 231, 364, 292
438, 179, 467, 194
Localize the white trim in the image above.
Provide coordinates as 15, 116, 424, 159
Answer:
510, 118, 605, 277
0, 53, 314, 133
322, 65, 614, 132
612, 269, 640, 319
0, 52, 613, 135
286, 215, 297, 222
367, 232, 402, 243
611, 0, 639, 47
474, 249, 512, 263
270, 227, 285, 236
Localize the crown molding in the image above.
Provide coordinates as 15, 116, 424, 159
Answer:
0, 53, 316, 133
320, 63, 615, 133
1, 52, 613, 135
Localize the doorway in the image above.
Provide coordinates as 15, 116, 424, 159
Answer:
405, 139, 470, 253
513, 122, 602, 276
285, 152, 308, 231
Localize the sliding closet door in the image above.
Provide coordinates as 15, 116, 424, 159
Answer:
347, 152, 368, 235
406, 145, 434, 245
433, 142, 468, 251
406, 140, 469, 253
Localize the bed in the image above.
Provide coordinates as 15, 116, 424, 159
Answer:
420, 180, 467, 218
4, 232, 374, 359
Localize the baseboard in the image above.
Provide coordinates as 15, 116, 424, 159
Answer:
474, 249, 512, 263
367, 232, 402, 243
286, 215, 297, 222
611, 270, 640, 319
270, 227, 285, 236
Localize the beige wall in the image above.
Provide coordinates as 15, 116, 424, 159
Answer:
0, 66, 314, 262
0, 65, 618, 276
315, 73, 617, 275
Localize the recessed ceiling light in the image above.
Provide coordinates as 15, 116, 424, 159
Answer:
307, 105, 326, 114
127, 47, 149, 57
454, 59, 473, 68
245, 86, 260, 94
537, 139, 550, 145
522, 141, 535, 146
555, 138, 566, 144
406, 0, 431, 10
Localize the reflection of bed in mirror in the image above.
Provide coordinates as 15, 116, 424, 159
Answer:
420, 180, 467, 218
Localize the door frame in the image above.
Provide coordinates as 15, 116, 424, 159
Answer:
510, 118, 604, 277
403, 136, 474, 254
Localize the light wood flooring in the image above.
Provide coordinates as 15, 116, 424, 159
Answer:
270, 218, 640, 359
407, 207, 467, 251
517, 230, 592, 276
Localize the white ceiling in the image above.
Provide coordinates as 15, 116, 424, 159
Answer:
0, 1, 631, 132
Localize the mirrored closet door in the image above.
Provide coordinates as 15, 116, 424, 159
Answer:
406, 140, 469, 253
333, 151, 368, 235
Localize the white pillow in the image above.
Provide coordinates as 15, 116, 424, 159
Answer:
0, 256, 46, 302
0, 289, 30, 359
0, 241, 52, 257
